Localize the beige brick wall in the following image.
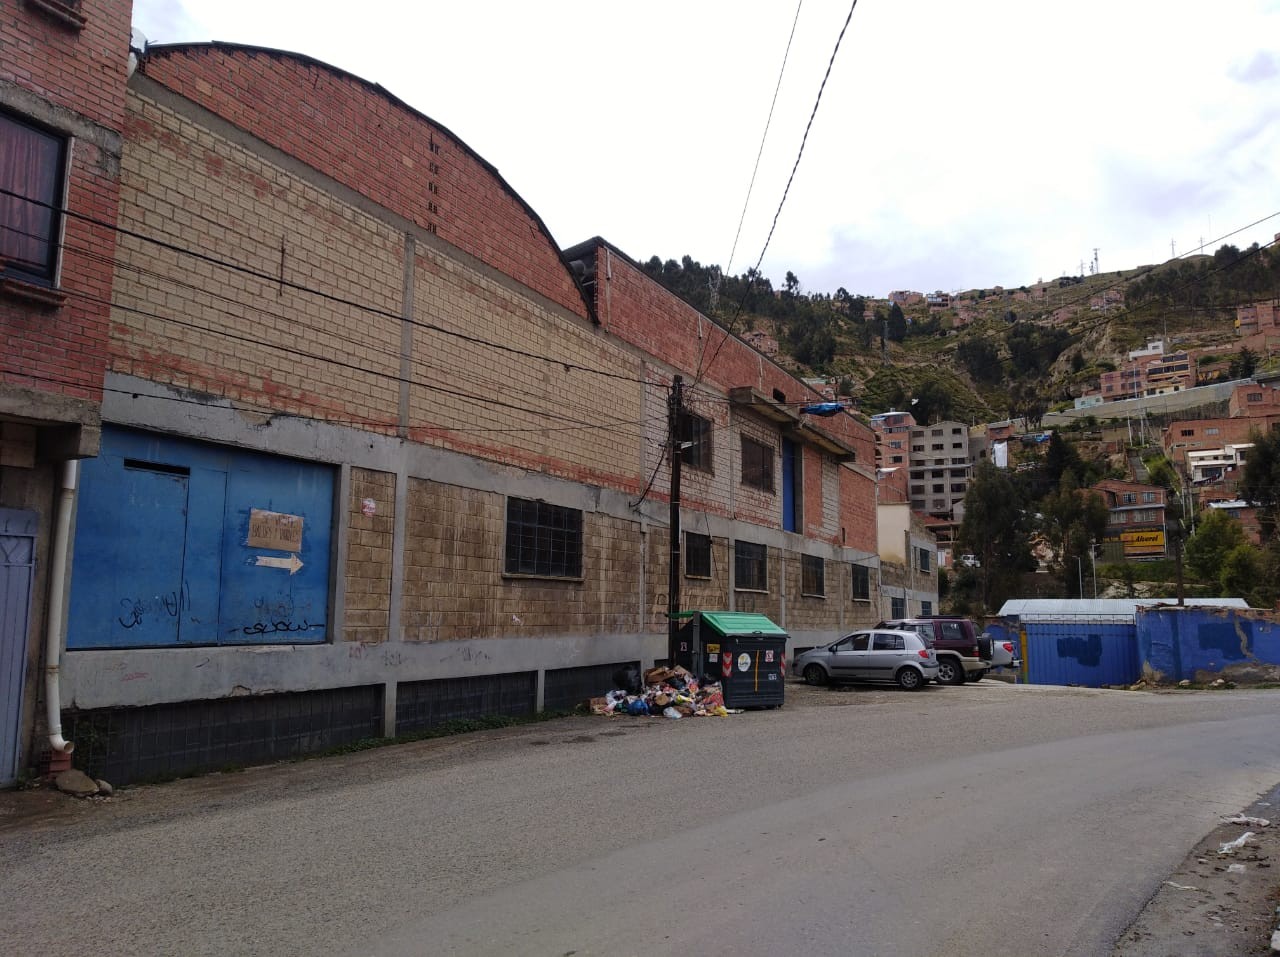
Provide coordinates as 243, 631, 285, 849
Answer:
116, 91, 405, 429
406, 227, 645, 487
344, 468, 396, 643
400, 478, 645, 642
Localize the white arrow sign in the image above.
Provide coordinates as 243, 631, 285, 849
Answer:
255, 553, 304, 575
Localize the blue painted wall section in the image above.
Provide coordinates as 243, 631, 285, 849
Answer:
1137, 608, 1280, 681
68, 427, 335, 649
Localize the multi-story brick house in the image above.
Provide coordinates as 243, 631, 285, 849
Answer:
6, 36, 919, 783
1099, 349, 1197, 401
1092, 479, 1167, 560
868, 409, 915, 469
1, 0, 132, 786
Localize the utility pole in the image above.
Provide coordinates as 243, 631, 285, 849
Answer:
667, 375, 684, 664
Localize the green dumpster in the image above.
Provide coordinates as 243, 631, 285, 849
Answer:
673, 611, 787, 709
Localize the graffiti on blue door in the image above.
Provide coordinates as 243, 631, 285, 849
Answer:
68, 427, 334, 649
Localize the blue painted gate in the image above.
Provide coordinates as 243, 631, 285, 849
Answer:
67, 428, 335, 649
1, 509, 37, 786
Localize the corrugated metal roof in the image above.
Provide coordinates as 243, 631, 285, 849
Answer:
996, 597, 1250, 621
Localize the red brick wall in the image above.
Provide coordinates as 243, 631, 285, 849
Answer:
140, 45, 588, 322
598, 249, 875, 465
0, 0, 130, 402
840, 467, 877, 553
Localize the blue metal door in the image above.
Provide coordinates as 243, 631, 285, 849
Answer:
68, 427, 333, 649
1, 509, 37, 787
782, 438, 799, 532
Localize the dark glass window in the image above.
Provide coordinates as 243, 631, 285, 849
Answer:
678, 411, 713, 472
734, 540, 767, 591
0, 111, 66, 286
890, 596, 906, 618
802, 554, 825, 596
504, 498, 583, 578
851, 564, 870, 601
741, 436, 775, 492
684, 532, 711, 578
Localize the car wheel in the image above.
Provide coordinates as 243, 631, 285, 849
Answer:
895, 667, 924, 691
967, 670, 985, 683
803, 664, 828, 686
937, 658, 965, 686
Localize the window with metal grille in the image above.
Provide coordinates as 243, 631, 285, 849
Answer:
851, 564, 870, 601
685, 531, 711, 578
801, 554, 825, 597
0, 110, 66, 287
734, 540, 767, 591
890, 596, 906, 618
678, 411, 713, 472
740, 436, 775, 492
920, 600, 933, 616
504, 498, 583, 578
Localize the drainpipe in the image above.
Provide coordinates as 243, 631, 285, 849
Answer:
45, 460, 78, 754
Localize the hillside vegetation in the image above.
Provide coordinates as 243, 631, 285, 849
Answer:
641, 241, 1280, 424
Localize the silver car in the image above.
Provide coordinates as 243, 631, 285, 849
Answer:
795, 628, 940, 691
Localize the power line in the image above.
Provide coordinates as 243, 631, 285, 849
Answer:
694, 0, 861, 388
0, 187, 657, 389
724, 0, 805, 278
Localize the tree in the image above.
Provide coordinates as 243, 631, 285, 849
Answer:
1239, 428, 1280, 543
957, 338, 1002, 384
958, 462, 1036, 612
886, 302, 907, 342
1039, 476, 1108, 597
1185, 509, 1248, 581
1220, 544, 1263, 601
1229, 347, 1259, 380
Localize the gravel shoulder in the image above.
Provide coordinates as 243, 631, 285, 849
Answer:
1113, 779, 1280, 956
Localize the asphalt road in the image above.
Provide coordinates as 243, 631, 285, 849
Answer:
2, 680, 1279, 957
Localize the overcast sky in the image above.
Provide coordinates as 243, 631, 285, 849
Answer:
129, 0, 1280, 299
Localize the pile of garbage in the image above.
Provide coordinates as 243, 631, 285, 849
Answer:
590, 665, 739, 718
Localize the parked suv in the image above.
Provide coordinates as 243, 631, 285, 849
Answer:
877, 617, 992, 686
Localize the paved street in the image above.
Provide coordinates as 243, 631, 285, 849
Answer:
2, 680, 1279, 956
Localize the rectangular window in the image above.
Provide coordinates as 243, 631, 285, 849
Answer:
918, 548, 931, 573
851, 564, 871, 601
890, 596, 906, 618
0, 111, 66, 286
1180, 429, 1194, 437
734, 540, 767, 591
801, 554, 825, 597
920, 600, 934, 616
678, 410, 713, 472
504, 498, 583, 578
740, 436, 775, 492
685, 531, 711, 578
1206, 428, 1219, 435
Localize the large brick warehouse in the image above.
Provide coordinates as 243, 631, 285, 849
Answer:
2, 3, 935, 785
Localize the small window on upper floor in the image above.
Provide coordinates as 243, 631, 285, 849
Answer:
678, 411, 713, 473
1, 110, 67, 289
740, 436, 775, 493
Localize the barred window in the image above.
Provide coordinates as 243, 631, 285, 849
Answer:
734, 540, 767, 591
504, 498, 583, 578
801, 554, 825, 597
890, 596, 906, 618
851, 564, 871, 601
685, 532, 711, 578
740, 436, 775, 492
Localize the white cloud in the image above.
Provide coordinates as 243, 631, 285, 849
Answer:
130, 0, 1280, 297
